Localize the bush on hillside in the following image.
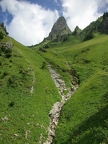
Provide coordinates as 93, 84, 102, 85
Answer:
44, 44, 50, 48
83, 31, 94, 41
9, 101, 15, 107
55, 34, 69, 42
0, 23, 9, 35
1, 45, 6, 52
103, 12, 108, 19
0, 32, 4, 39
61, 35, 68, 42
41, 62, 46, 69
0, 45, 12, 58
5, 47, 12, 54
5, 52, 12, 58
39, 47, 47, 52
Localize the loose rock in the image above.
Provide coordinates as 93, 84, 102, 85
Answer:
43, 65, 78, 144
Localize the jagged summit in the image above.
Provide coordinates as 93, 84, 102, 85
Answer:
47, 16, 71, 41
100, 12, 108, 33
73, 26, 82, 35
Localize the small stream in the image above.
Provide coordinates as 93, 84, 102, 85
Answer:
43, 65, 78, 144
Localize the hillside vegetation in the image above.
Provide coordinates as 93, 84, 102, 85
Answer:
0, 25, 61, 143
34, 33, 108, 144
0, 13, 108, 144
55, 35, 108, 144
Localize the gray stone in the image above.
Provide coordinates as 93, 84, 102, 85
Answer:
47, 16, 72, 41
43, 65, 78, 144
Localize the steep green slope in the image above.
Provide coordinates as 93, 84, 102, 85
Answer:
55, 71, 108, 144
53, 34, 108, 144
0, 23, 108, 144
0, 36, 61, 143
34, 33, 108, 143
33, 34, 81, 89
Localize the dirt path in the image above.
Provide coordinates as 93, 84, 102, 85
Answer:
43, 65, 78, 144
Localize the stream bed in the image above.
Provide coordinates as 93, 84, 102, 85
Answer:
43, 65, 78, 144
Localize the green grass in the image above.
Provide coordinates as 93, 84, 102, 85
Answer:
0, 25, 6, 35
52, 34, 108, 144
55, 71, 108, 144
34, 33, 108, 143
0, 36, 61, 143
0, 32, 108, 144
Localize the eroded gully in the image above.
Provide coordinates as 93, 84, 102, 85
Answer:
43, 65, 78, 144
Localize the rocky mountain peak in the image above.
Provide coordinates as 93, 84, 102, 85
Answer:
73, 26, 82, 35
47, 16, 71, 41
100, 12, 108, 33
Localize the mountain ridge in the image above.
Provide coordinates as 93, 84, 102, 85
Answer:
30, 12, 108, 47
47, 16, 72, 41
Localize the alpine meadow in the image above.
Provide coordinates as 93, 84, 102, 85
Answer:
0, 12, 108, 144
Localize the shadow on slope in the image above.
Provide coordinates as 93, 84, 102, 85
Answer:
67, 104, 108, 144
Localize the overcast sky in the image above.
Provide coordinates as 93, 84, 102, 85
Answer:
0, 0, 108, 46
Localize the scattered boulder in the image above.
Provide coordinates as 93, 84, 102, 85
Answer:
39, 47, 47, 53
43, 65, 78, 144
1, 116, 8, 122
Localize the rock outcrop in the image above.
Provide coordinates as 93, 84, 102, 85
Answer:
47, 16, 71, 41
73, 26, 82, 36
43, 65, 78, 144
1, 41, 13, 49
99, 12, 108, 33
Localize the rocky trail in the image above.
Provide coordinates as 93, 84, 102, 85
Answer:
43, 65, 78, 144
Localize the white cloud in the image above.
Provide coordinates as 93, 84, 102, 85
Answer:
61, 0, 106, 31
0, 0, 108, 45
0, 0, 59, 46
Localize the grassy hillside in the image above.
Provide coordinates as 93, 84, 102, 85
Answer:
0, 35, 61, 143
0, 22, 108, 144
34, 33, 108, 143
51, 34, 108, 144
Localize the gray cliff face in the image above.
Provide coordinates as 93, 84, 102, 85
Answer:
100, 12, 108, 33
73, 26, 82, 36
43, 65, 78, 144
48, 16, 71, 40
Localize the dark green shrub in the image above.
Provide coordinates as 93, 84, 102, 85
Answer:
1, 72, 9, 78
5, 52, 12, 58
0, 48, 2, 56
62, 35, 68, 42
44, 44, 50, 48
9, 101, 15, 107
83, 59, 91, 64
0, 32, 4, 39
0, 23, 9, 35
103, 12, 108, 19
5, 48, 12, 54
83, 32, 94, 41
41, 62, 46, 69
8, 78, 14, 85
1, 46, 6, 52
39, 47, 47, 52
